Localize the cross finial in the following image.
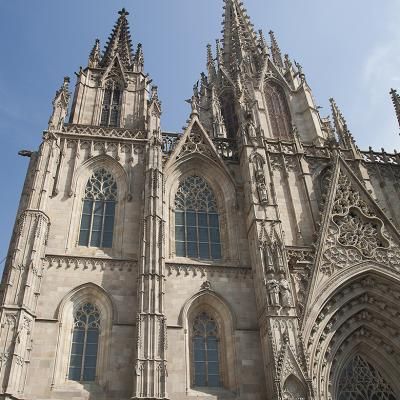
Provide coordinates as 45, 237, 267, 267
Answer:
118, 8, 129, 17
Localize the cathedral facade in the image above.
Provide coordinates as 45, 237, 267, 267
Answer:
1, 2, 400, 400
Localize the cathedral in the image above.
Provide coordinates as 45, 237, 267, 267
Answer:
2, 2, 400, 400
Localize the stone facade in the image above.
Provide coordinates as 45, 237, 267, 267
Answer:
1, 3, 400, 400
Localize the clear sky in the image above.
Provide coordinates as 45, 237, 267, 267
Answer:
1, 0, 400, 273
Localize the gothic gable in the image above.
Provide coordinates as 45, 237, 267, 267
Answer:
102, 55, 128, 86
306, 156, 400, 307
165, 116, 232, 178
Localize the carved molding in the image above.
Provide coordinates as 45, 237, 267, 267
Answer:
165, 262, 251, 279
62, 124, 147, 140
43, 254, 137, 272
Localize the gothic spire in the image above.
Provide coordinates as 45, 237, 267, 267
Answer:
269, 31, 283, 68
101, 8, 134, 69
88, 38, 101, 68
329, 98, 357, 150
221, 0, 260, 74
390, 88, 400, 129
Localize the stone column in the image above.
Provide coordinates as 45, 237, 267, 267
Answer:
132, 125, 168, 399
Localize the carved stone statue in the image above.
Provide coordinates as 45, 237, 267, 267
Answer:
255, 170, 268, 204
246, 120, 257, 139
267, 279, 280, 306
279, 279, 293, 307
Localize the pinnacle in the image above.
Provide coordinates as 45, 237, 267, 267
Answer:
269, 30, 283, 68
390, 88, 400, 129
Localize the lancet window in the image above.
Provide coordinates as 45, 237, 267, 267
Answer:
175, 176, 221, 260
78, 168, 117, 248
192, 312, 221, 387
100, 80, 122, 127
264, 81, 292, 139
337, 355, 396, 400
68, 303, 101, 382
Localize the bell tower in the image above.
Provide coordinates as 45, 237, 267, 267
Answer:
69, 8, 148, 130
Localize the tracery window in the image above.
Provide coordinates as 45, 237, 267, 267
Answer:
175, 176, 221, 260
337, 355, 396, 400
264, 81, 292, 139
68, 303, 101, 382
78, 168, 117, 248
192, 312, 220, 387
100, 80, 122, 127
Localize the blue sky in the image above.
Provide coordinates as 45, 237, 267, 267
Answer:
1, 0, 400, 272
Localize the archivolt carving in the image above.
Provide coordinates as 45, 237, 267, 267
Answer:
307, 274, 400, 399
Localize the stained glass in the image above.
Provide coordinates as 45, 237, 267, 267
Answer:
68, 303, 101, 382
192, 312, 220, 388
175, 176, 221, 260
79, 169, 117, 248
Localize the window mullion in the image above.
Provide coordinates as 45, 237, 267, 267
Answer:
184, 211, 188, 257
196, 212, 200, 258
100, 201, 106, 247
88, 200, 95, 247
207, 211, 212, 259
80, 324, 88, 381
204, 332, 209, 386
108, 87, 113, 126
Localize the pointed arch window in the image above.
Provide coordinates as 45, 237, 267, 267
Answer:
68, 303, 101, 382
100, 81, 122, 127
174, 176, 221, 260
337, 355, 396, 400
264, 81, 292, 139
78, 168, 117, 248
192, 312, 220, 387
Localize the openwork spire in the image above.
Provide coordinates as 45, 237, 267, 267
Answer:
390, 88, 400, 129
101, 8, 134, 69
221, 0, 260, 74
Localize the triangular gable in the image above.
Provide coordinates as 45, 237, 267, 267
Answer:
258, 58, 292, 91
277, 340, 307, 384
102, 55, 128, 86
305, 156, 400, 309
164, 116, 233, 180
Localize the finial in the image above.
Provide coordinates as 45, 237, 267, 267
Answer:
118, 8, 129, 16
390, 88, 400, 130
